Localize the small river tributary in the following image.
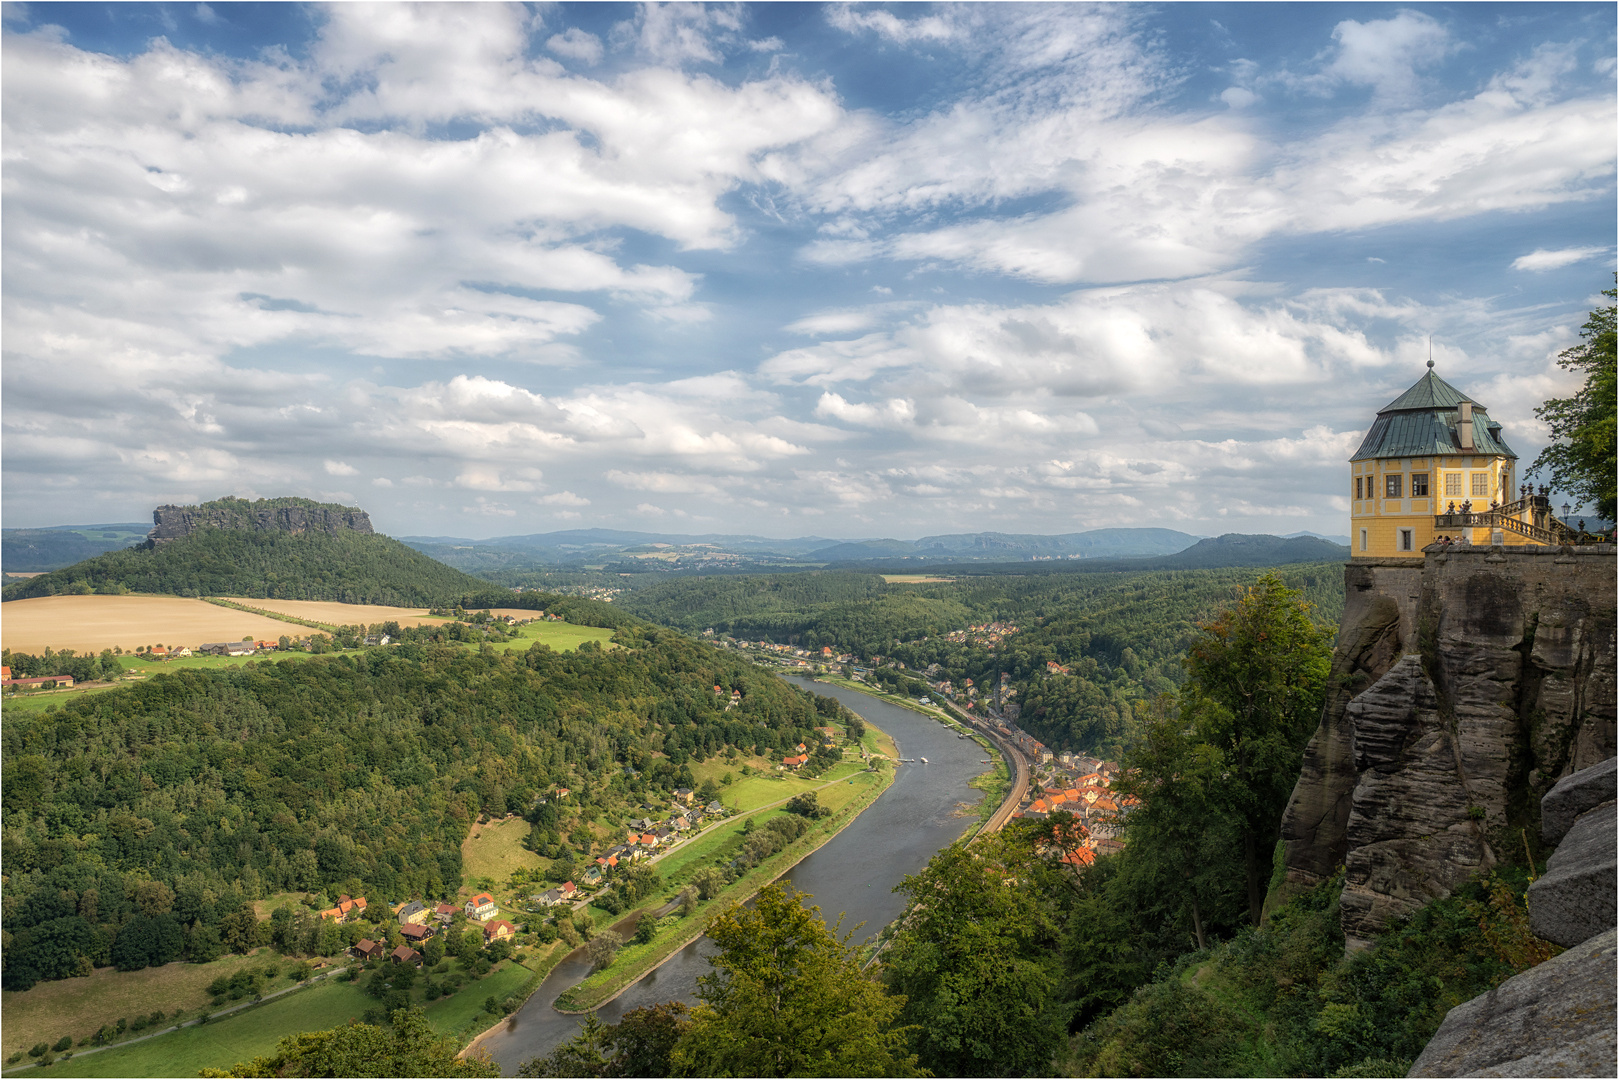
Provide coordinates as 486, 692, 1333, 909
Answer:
479, 677, 990, 1074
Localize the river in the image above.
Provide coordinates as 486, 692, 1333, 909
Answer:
478, 677, 991, 1074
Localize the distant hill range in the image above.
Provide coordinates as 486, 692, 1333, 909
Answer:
399, 526, 1204, 569
2, 522, 153, 573
1, 497, 490, 606
801, 533, 1351, 575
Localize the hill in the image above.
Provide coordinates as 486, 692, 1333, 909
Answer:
0, 497, 491, 607
1140, 532, 1349, 568
2, 523, 151, 573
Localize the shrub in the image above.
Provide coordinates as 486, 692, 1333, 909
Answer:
52, 1037, 71, 1053
30, 1043, 49, 1058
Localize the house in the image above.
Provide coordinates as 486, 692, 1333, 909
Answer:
781, 753, 809, 770
150, 645, 169, 657
335, 895, 367, 920
673, 788, 695, 805
434, 903, 458, 924
390, 945, 422, 966
629, 817, 654, 832
465, 893, 498, 921
595, 854, 619, 870
705, 801, 724, 814
555, 787, 570, 799
318, 906, 343, 920
397, 901, 431, 926
483, 919, 517, 943
352, 939, 385, 961
582, 867, 604, 885
400, 923, 433, 943
558, 881, 578, 901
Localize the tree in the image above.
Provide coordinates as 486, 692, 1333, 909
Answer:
1531, 280, 1617, 521
1183, 574, 1331, 926
518, 1003, 691, 1078
585, 930, 622, 971
204, 1007, 497, 1077
668, 883, 922, 1077
691, 867, 728, 901
884, 833, 1069, 1076
1111, 696, 1242, 951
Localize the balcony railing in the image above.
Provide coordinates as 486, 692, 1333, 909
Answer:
1434, 491, 1609, 546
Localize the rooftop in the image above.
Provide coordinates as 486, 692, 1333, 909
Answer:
1351, 363, 1518, 462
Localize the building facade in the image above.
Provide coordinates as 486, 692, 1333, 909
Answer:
1350, 363, 1523, 558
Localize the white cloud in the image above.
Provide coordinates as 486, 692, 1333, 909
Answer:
1511, 246, 1609, 272
547, 27, 604, 65
323, 460, 358, 476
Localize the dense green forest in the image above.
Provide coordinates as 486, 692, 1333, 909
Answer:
0, 528, 491, 606
0, 624, 834, 992
621, 564, 1344, 757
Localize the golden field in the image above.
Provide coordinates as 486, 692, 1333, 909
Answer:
220, 598, 453, 628
1, 595, 300, 654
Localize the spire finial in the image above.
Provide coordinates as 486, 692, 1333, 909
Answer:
1427, 359, 1434, 370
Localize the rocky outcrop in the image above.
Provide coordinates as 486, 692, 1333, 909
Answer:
1541, 757, 1616, 845
1529, 802, 1617, 948
1274, 545, 1616, 948
1407, 928, 1616, 1077
146, 497, 373, 547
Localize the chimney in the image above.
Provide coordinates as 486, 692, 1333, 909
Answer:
1457, 401, 1474, 451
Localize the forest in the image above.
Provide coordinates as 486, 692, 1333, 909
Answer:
622, 564, 1345, 758
0, 620, 833, 993
0, 527, 490, 606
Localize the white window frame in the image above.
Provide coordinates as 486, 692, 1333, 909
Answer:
1444, 472, 1463, 497
1471, 472, 1489, 498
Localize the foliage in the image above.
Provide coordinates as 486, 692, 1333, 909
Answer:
585, 930, 623, 971
201, 1005, 497, 1077
669, 883, 923, 1077
884, 830, 1070, 1076
1181, 574, 1332, 923
784, 791, 829, 818
1061, 872, 1545, 1077
1531, 280, 1617, 521
1, 629, 833, 991
517, 1002, 691, 1078
2, 647, 125, 684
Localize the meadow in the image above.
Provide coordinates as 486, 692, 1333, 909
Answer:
0, 594, 298, 654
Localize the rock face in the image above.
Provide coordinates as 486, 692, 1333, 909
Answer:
146, 497, 374, 547
1529, 802, 1617, 948
1275, 545, 1616, 948
1407, 928, 1616, 1077
1541, 757, 1617, 846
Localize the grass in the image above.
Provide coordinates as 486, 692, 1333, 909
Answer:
31, 977, 374, 1078
0, 951, 281, 1060
478, 620, 617, 654
461, 816, 543, 885
423, 959, 537, 1038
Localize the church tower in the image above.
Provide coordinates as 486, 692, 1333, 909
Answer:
1349, 362, 1518, 558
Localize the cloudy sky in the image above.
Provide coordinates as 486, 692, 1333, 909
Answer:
3, 2, 1614, 539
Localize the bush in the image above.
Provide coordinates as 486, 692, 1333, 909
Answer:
52, 1036, 71, 1053
29, 1043, 49, 1058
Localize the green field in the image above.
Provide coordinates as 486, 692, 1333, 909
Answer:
481, 620, 617, 653
32, 978, 374, 1078
24, 954, 539, 1079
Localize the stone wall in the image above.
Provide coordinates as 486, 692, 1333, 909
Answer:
145, 499, 374, 547
1274, 544, 1616, 949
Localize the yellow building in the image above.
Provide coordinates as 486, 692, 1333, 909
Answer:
1348, 362, 1562, 558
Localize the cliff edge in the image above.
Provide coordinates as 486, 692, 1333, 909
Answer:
1273, 543, 1616, 949
146, 496, 374, 547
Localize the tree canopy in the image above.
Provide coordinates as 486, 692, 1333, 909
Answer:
203, 1006, 497, 1077
1532, 279, 1617, 521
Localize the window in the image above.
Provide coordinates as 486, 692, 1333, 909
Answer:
1386, 475, 1403, 498
1471, 472, 1489, 497
1355, 476, 1363, 499
1359, 529, 1368, 552
1399, 529, 1414, 551
1444, 472, 1463, 497
1411, 473, 1429, 497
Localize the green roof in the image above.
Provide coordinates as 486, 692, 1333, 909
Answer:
1351, 365, 1518, 461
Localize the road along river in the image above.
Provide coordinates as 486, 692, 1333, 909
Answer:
478, 677, 994, 1075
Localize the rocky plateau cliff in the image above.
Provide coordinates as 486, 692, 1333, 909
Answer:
1274, 543, 1616, 949
145, 497, 374, 548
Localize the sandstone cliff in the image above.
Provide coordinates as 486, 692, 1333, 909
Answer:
1274, 544, 1616, 949
145, 497, 374, 548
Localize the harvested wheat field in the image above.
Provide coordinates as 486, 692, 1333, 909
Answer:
220, 598, 454, 628
1, 595, 298, 654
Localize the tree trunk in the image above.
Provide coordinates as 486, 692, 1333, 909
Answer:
1189, 894, 1207, 951
1243, 827, 1262, 927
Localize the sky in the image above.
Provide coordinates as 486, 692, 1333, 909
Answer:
2, 2, 1614, 540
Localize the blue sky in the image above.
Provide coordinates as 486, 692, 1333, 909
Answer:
3, 2, 1613, 538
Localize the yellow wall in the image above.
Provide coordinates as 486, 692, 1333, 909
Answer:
1349, 455, 1519, 558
